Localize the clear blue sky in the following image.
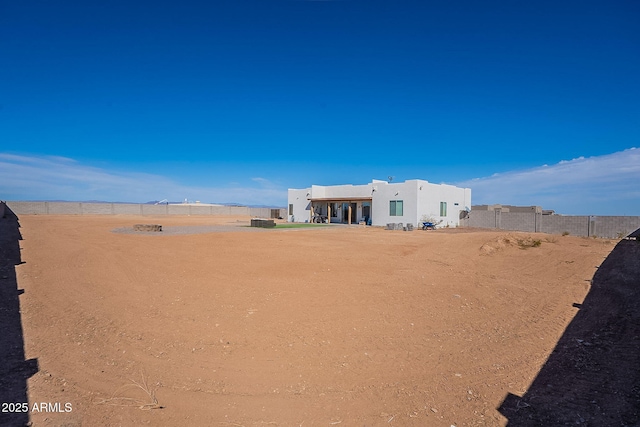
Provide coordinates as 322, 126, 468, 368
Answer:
1, 1, 639, 213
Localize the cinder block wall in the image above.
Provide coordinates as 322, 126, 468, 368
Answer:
10, 202, 48, 214
81, 203, 114, 214
468, 210, 498, 228
464, 207, 640, 238
540, 215, 590, 236
47, 202, 82, 214
113, 204, 143, 214
501, 212, 537, 232
5, 201, 284, 219
594, 216, 640, 238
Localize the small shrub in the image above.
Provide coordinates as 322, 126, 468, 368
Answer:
562, 231, 570, 236
516, 237, 542, 249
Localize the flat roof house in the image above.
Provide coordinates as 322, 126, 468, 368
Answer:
288, 179, 471, 227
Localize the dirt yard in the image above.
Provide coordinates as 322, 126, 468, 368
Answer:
11, 215, 618, 426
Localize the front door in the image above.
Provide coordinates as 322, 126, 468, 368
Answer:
351, 203, 357, 223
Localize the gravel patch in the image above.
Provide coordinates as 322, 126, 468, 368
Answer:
111, 224, 270, 236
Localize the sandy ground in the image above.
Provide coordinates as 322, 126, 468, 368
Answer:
10, 215, 618, 426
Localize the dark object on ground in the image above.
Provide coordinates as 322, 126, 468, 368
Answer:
133, 224, 162, 232
251, 219, 275, 228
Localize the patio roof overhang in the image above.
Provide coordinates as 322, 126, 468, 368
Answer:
309, 197, 372, 202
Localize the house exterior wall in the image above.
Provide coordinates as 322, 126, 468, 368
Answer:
288, 188, 310, 222
288, 180, 471, 227
371, 180, 419, 227
414, 181, 471, 228
310, 183, 372, 200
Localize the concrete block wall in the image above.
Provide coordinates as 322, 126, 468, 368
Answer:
8, 202, 45, 214
249, 207, 272, 218
500, 212, 537, 232
594, 216, 640, 238
540, 215, 590, 236
141, 204, 168, 215
47, 202, 82, 214
468, 210, 498, 228
113, 204, 143, 215
81, 203, 115, 214
189, 206, 212, 215
5, 201, 284, 219
210, 205, 230, 215
166, 205, 190, 215
465, 208, 640, 239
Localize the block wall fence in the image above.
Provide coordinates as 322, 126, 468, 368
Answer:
3, 201, 286, 219
3, 201, 638, 239
463, 210, 640, 239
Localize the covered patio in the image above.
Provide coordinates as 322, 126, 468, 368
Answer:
309, 197, 372, 224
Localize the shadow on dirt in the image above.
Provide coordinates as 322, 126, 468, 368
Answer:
499, 229, 640, 426
0, 203, 38, 426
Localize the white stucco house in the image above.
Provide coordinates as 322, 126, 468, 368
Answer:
288, 179, 471, 227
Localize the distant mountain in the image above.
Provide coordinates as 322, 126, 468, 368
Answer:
18, 199, 285, 208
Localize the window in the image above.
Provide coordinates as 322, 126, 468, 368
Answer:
289, 204, 293, 215
390, 200, 403, 216
440, 202, 447, 217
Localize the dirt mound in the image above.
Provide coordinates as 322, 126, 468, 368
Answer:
479, 233, 545, 255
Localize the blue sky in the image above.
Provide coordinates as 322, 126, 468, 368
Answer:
1, 0, 639, 214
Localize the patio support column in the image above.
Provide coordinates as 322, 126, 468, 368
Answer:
327, 203, 331, 224
348, 203, 352, 225
310, 204, 314, 223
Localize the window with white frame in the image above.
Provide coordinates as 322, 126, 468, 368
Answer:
440, 202, 447, 217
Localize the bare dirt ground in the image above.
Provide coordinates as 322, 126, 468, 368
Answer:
8, 215, 623, 426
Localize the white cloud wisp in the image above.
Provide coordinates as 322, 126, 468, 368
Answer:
0, 154, 286, 206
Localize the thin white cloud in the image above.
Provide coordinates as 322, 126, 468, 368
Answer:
0, 154, 286, 206
251, 177, 280, 189
3, 149, 638, 214
457, 148, 640, 215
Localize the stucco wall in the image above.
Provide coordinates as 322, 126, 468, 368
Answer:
414, 182, 470, 228
287, 189, 310, 222
310, 183, 371, 200
371, 180, 419, 227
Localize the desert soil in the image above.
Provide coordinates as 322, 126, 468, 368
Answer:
11, 215, 617, 426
